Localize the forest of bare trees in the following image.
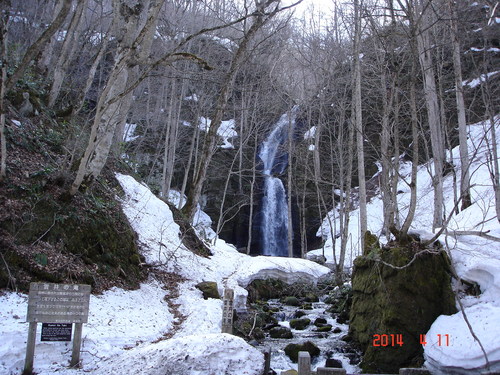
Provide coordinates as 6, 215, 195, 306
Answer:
0, 0, 498, 275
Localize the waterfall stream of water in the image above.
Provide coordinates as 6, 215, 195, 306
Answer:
258, 107, 298, 257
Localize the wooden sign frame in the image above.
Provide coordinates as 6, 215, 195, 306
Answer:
24, 283, 91, 375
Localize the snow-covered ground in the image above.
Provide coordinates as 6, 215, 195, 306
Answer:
1, 117, 499, 374
310, 116, 500, 374
0, 173, 329, 374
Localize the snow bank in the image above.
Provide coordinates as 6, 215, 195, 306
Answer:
0, 281, 175, 375
93, 333, 264, 375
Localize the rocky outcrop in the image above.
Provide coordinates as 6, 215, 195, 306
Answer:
349, 235, 456, 373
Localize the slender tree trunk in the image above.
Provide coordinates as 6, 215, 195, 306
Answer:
0, 14, 7, 182
6, 0, 71, 92
161, 79, 177, 198
415, 0, 445, 230
246, 137, 258, 254
400, 36, 420, 237
48, 0, 87, 108
353, 0, 367, 251
380, 62, 393, 239
287, 110, 294, 257
70, 0, 164, 194
448, 0, 471, 210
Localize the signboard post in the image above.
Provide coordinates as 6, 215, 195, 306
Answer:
221, 288, 234, 334
24, 283, 90, 375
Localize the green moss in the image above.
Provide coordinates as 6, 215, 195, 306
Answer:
195, 281, 220, 299
0, 182, 144, 292
349, 243, 457, 373
284, 341, 320, 363
289, 318, 311, 330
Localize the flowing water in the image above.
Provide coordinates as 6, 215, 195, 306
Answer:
259, 107, 298, 257
262, 298, 361, 374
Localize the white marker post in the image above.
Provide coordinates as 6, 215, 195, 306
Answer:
24, 283, 91, 374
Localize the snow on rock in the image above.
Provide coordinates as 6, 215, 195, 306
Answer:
236, 256, 329, 287
93, 333, 264, 375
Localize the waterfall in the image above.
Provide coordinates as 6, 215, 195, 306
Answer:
259, 107, 298, 257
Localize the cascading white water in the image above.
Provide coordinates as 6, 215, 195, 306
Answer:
259, 107, 298, 257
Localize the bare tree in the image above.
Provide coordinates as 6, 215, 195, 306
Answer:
415, 0, 446, 230
353, 0, 367, 251
182, 0, 290, 222
0, 3, 9, 182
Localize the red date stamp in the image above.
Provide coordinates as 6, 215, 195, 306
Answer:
372, 334, 450, 347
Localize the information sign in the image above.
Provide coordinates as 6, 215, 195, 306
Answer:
41, 323, 72, 342
27, 282, 91, 323
24, 283, 91, 375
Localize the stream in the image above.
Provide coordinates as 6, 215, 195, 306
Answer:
259, 297, 361, 374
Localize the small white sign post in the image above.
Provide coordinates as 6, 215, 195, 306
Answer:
24, 282, 91, 375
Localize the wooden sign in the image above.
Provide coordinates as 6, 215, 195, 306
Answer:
27, 282, 90, 323
221, 288, 234, 334
24, 283, 91, 375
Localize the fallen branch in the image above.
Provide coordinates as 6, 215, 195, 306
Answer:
451, 230, 500, 243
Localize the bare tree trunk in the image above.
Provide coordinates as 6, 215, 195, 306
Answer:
246, 137, 258, 254
6, 0, 71, 92
161, 79, 177, 198
448, 0, 471, 210
380, 62, 394, 240
0, 10, 8, 182
415, 0, 445, 230
353, 0, 367, 251
70, 0, 164, 195
48, 0, 88, 108
400, 35, 420, 237
287, 109, 294, 257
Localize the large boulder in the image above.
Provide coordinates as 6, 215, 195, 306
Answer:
195, 281, 221, 299
349, 239, 456, 373
284, 341, 320, 363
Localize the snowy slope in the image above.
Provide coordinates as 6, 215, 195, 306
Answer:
310, 117, 500, 374
0, 174, 329, 375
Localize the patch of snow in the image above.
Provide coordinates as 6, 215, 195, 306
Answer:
123, 123, 139, 142
463, 71, 500, 88
56, 30, 67, 42
308, 144, 315, 151
12, 119, 22, 127
304, 126, 316, 139
184, 94, 199, 102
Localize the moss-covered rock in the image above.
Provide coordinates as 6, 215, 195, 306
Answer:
304, 292, 319, 302
247, 278, 287, 302
284, 341, 320, 363
349, 241, 457, 373
195, 281, 220, 299
314, 317, 327, 326
316, 324, 333, 332
282, 296, 300, 306
294, 310, 306, 318
269, 326, 293, 339
301, 303, 313, 310
290, 318, 311, 330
